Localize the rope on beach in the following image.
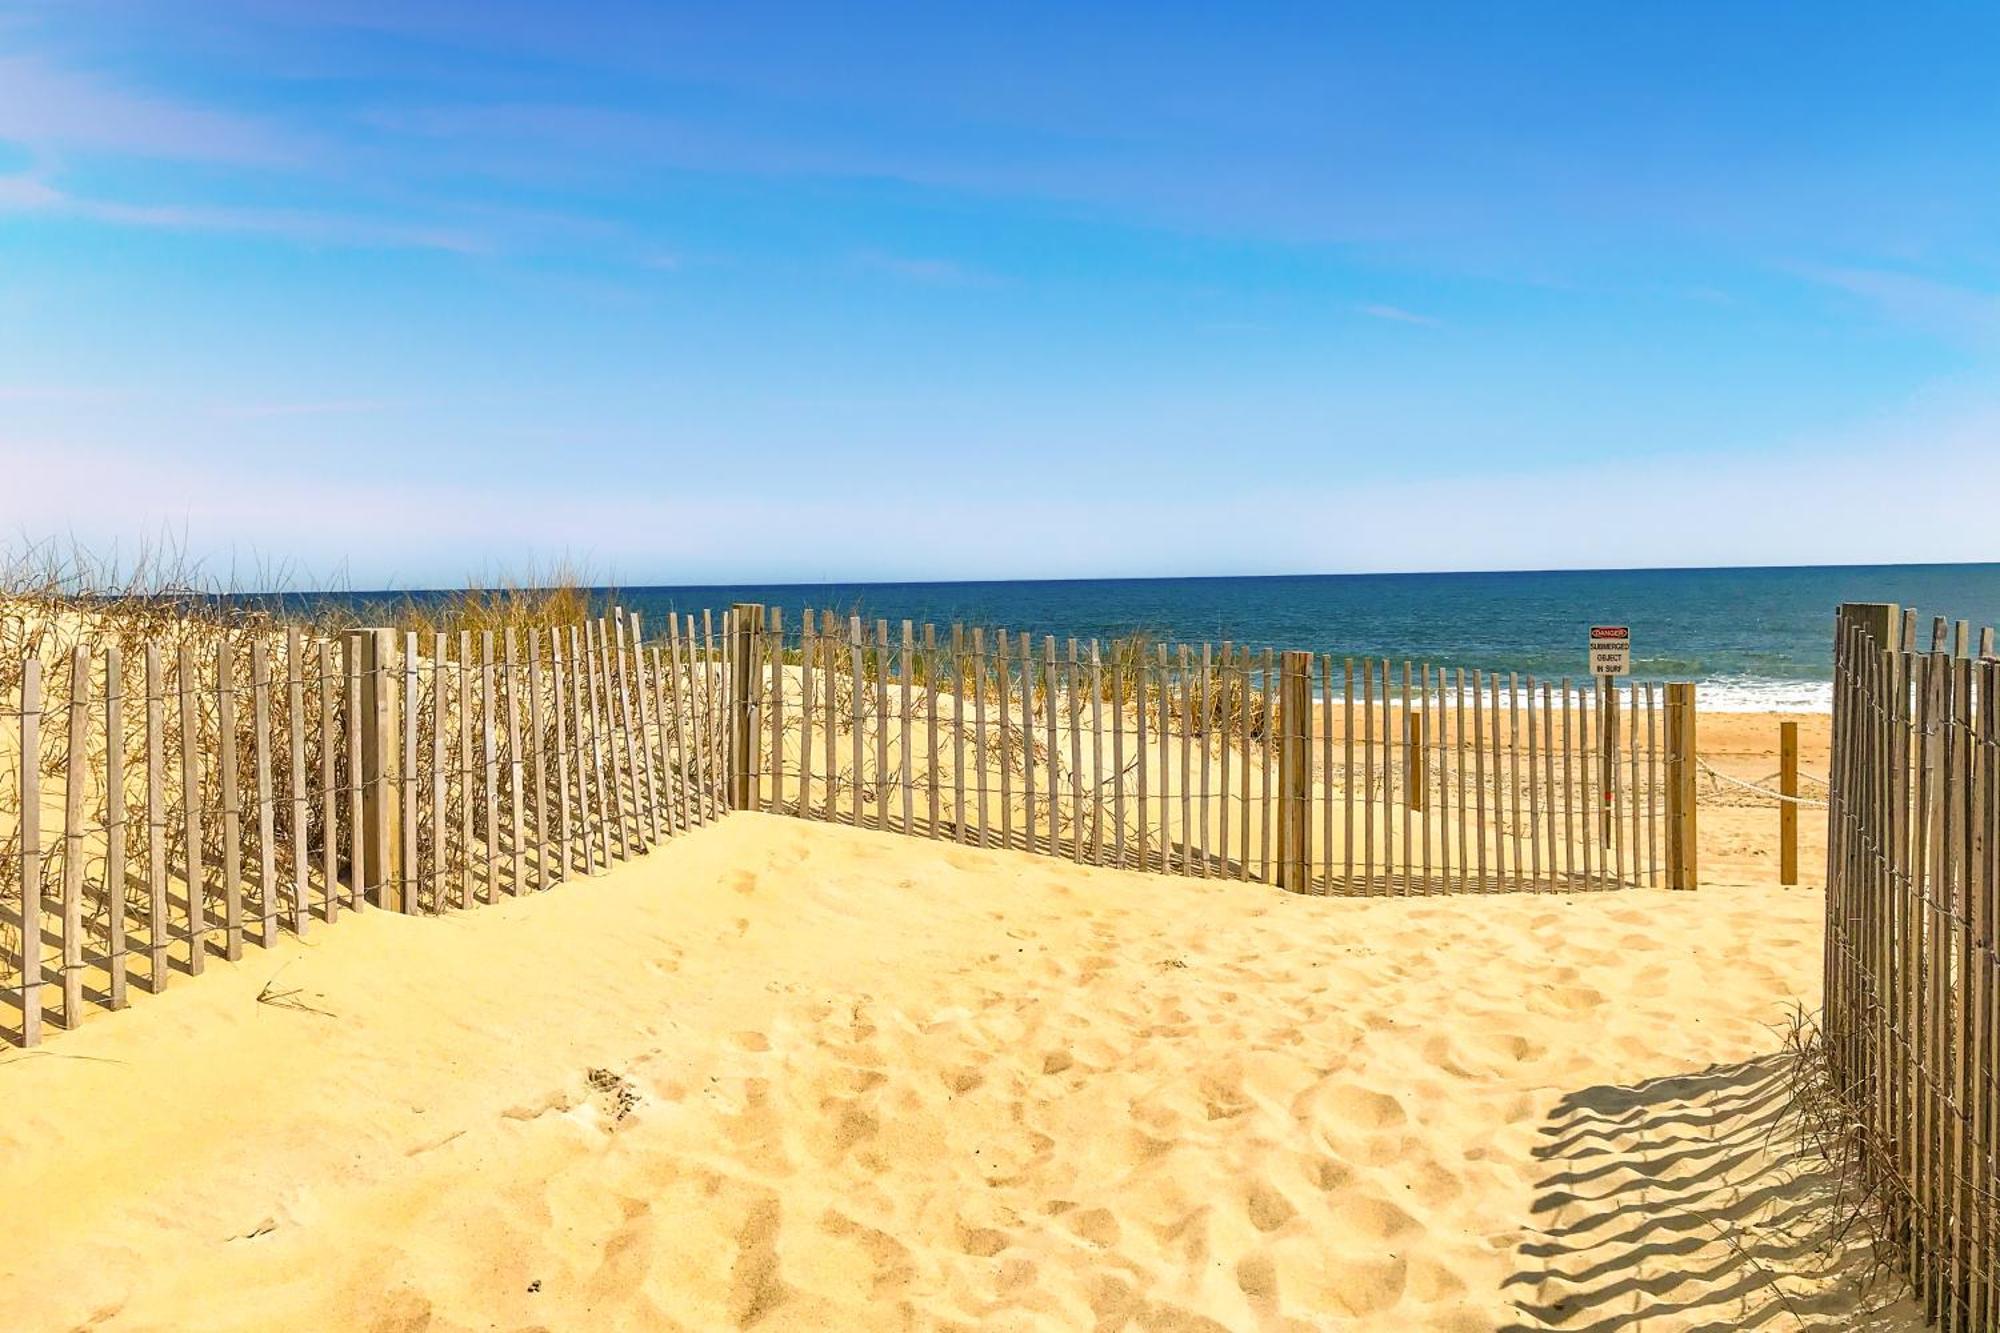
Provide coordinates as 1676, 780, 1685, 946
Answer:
1695, 756, 1829, 808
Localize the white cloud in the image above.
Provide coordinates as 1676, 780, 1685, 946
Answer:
0, 170, 489, 253
1358, 303, 1442, 327
211, 399, 390, 420
0, 53, 302, 166
850, 249, 996, 287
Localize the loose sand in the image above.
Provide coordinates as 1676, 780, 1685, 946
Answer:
0, 775, 1922, 1329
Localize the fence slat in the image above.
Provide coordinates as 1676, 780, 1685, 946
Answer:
318, 641, 338, 923
103, 646, 128, 1008
286, 630, 308, 933
145, 645, 168, 988
217, 642, 244, 960
20, 657, 44, 1044
252, 639, 278, 945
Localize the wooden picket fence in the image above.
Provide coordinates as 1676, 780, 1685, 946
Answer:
1825, 603, 2000, 1331
2, 608, 731, 1048
727, 606, 1697, 897
5, 598, 1701, 1051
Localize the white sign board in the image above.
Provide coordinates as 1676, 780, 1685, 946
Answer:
1590, 625, 1630, 677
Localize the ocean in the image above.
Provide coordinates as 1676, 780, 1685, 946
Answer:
328, 564, 2000, 713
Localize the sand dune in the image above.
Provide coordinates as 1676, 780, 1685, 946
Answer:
0, 811, 1916, 1330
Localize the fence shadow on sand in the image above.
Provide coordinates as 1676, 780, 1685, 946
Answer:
1498, 1053, 1917, 1332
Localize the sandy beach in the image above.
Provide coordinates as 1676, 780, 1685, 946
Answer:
0, 706, 1920, 1329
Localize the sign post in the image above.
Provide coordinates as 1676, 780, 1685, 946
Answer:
1589, 626, 1629, 848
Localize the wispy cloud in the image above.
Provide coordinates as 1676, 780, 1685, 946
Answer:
1801, 264, 2000, 344
1357, 303, 1442, 327
0, 171, 489, 253
851, 249, 996, 286
0, 53, 303, 166
212, 399, 390, 421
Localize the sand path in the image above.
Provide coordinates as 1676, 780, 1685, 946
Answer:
0, 814, 1915, 1330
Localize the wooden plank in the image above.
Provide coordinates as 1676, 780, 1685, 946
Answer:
819, 613, 838, 824
608, 618, 640, 852
585, 622, 616, 860
769, 609, 787, 817
1416, 664, 1432, 890
1455, 669, 1470, 893
1522, 674, 1539, 888
1401, 661, 1415, 893
1471, 668, 1486, 892
251, 639, 277, 945
529, 632, 550, 888
1490, 671, 1506, 885
1110, 645, 1126, 865
1363, 656, 1376, 891
145, 645, 168, 988
1160, 644, 1175, 871
399, 633, 419, 912
1541, 681, 1557, 888
985, 630, 1002, 849
1208, 640, 1224, 872
1277, 651, 1312, 891
1135, 644, 1150, 870
948, 624, 964, 840
1611, 679, 1626, 887
788, 612, 804, 820
185, 645, 213, 957
318, 641, 337, 923
703, 610, 722, 822
103, 646, 128, 1007
1579, 682, 1597, 890
848, 615, 865, 829
1068, 639, 1085, 863
1263, 649, 1278, 883
659, 611, 681, 827
1022, 635, 1041, 856
480, 630, 501, 896
1321, 655, 1335, 893
1178, 643, 1193, 873
217, 641, 244, 960
595, 619, 629, 858
1344, 659, 1355, 889
1046, 637, 1063, 859
952, 624, 969, 842
1089, 641, 1105, 864
343, 637, 363, 915
1627, 681, 1641, 888
551, 632, 575, 875
1380, 660, 1395, 890
629, 614, 660, 841
874, 619, 891, 831
457, 631, 475, 900
286, 630, 308, 933
19, 657, 44, 1045
1561, 679, 1576, 887
899, 621, 915, 833
1232, 646, 1249, 881
1646, 681, 1660, 887
430, 634, 447, 909
924, 622, 941, 837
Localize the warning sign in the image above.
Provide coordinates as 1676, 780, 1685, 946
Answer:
1589, 625, 1630, 677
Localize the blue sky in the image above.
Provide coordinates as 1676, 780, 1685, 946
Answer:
2, 2, 1998, 587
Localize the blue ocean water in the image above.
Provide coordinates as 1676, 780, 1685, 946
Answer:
333, 564, 2000, 712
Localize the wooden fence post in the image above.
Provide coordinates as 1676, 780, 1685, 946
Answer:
357, 627, 402, 911
729, 604, 763, 811
1664, 682, 1698, 890
1780, 718, 1799, 885
1277, 650, 1312, 892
